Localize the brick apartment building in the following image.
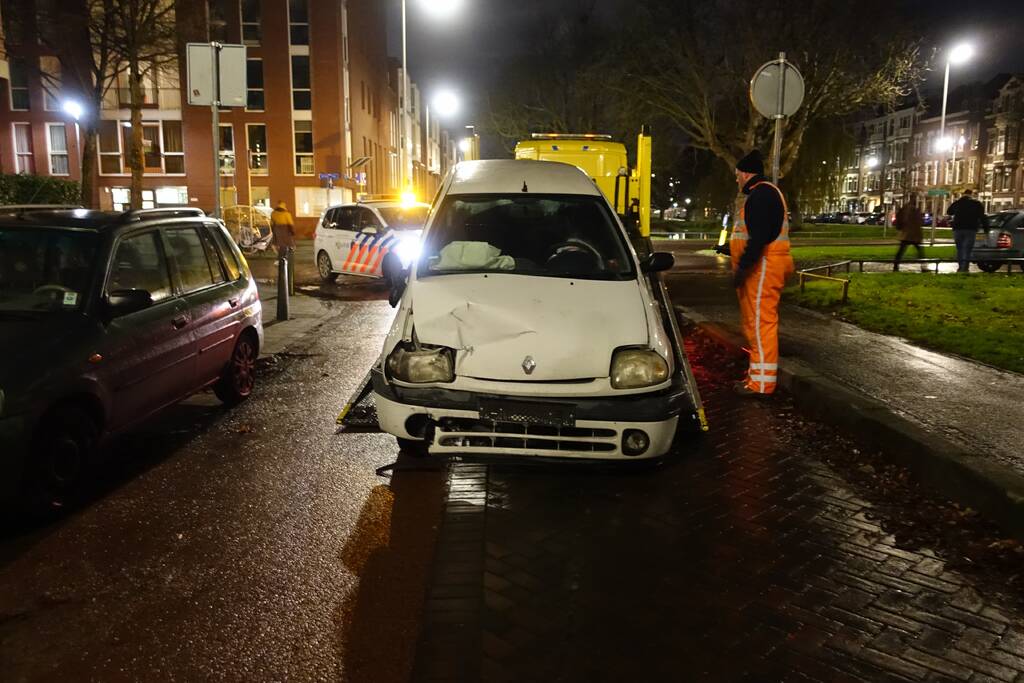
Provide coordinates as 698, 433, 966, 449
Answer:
834, 74, 1023, 218
0, 0, 457, 236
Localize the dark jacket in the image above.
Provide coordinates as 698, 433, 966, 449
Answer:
947, 196, 985, 232
737, 175, 785, 274
895, 204, 924, 243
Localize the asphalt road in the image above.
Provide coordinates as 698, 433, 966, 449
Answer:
2, 242, 1021, 681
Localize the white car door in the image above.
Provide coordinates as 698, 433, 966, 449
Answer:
334, 206, 362, 274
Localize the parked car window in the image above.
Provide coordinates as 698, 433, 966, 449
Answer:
165, 227, 218, 293
198, 226, 227, 285
209, 225, 242, 281
358, 208, 381, 231
108, 230, 173, 302
0, 227, 98, 312
322, 208, 338, 228
378, 206, 428, 230
335, 206, 357, 230
422, 194, 634, 280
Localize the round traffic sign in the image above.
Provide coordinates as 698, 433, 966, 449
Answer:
750, 59, 805, 118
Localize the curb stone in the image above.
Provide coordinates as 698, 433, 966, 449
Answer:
676, 304, 1024, 541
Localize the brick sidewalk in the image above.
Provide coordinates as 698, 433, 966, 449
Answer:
412, 338, 1024, 682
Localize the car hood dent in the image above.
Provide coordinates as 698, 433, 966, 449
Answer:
410, 274, 649, 381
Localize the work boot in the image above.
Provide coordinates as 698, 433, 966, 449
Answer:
733, 382, 769, 398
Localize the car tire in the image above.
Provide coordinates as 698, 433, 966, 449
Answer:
214, 332, 258, 406
27, 406, 98, 511
397, 437, 429, 457
317, 250, 336, 282
976, 261, 1002, 273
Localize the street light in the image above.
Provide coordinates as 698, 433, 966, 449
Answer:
62, 99, 85, 181
866, 156, 878, 168
419, 0, 464, 18
934, 41, 974, 244
458, 138, 472, 153
432, 89, 460, 119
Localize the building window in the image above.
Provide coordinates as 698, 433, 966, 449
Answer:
219, 124, 235, 175
250, 186, 270, 209
291, 56, 311, 110
163, 121, 184, 174
99, 121, 123, 174
246, 59, 265, 111
289, 0, 309, 45
242, 0, 261, 45
10, 58, 30, 111
47, 124, 70, 175
294, 120, 313, 175
41, 56, 62, 111
968, 158, 977, 184
13, 123, 34, 174
247, 124, 268, 175
117, 65, 159, 108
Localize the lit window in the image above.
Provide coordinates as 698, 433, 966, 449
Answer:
41, 56, 62, 111
219, 124, 235, 175
99, 121, 123, 174
163, 121, 184, 174
13, 123, 34, 173
294, 121, 313, 175
247, 124, 268, 175
47, 123, 70, 175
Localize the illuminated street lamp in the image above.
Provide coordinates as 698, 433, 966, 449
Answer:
934, 41, 974, 243
432, 89, 460, 119
458, 138, 472, 153
62, 99, 85, 176
865, 156, 879, 168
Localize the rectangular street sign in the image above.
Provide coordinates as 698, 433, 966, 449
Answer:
926, 189, 950, 197
319, 173, 340, 180
187, 43, 247, 107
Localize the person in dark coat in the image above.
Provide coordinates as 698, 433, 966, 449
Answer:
946, 189, 985, 273
893, 195, 926, 272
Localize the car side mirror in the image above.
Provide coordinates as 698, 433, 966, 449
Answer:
382, 254, 408, 308
641, 252, 674, 273
105, 289, 153, 318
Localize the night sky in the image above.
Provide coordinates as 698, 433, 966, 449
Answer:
388, 0, 1024, 135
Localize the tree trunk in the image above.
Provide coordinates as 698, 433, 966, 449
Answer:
128, 59, 144, 210
79, 121, 98, 209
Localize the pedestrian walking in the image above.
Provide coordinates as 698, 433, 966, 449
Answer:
728, 150, 795, 397
893, 195, 926, 272
270, 201, 296, 258
947, 189, 985, 273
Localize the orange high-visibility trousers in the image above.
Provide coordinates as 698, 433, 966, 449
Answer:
735, 254, 790, 394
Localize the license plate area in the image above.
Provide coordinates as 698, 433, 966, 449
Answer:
478, 399, 575, 428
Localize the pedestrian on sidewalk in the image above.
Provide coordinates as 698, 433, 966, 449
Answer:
271, 201, 296, 258
947, 189, 985, 273
728, 150, 795, 397
893, 195, 926, 272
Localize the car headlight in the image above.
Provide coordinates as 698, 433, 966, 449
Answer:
387, 345, 454, 383
393, 236, 422, 268
610, 349, 669, 389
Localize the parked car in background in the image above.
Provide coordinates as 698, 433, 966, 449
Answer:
313, 198, 431, 282
974, 210, 1024, 272
0, 208, 263, 509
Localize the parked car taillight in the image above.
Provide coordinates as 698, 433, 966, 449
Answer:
997, 233, 1012, 249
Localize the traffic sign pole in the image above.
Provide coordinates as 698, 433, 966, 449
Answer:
211, 42, 222, 219
771, 52, 786, 184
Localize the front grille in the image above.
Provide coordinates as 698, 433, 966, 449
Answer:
433, 417, 618, 453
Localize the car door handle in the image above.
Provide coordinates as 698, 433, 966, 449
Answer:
172, 315, 189, 329
228, 298, 239, 308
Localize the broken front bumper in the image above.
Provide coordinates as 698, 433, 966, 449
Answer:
371, 369, 696, 460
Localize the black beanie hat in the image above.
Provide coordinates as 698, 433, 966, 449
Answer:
736, 149, 764, 175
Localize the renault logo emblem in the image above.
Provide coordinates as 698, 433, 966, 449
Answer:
522, 356, 536, 375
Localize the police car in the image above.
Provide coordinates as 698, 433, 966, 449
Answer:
313, 198, 430, 281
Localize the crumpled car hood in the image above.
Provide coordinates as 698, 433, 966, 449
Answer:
409, 274, 649, 381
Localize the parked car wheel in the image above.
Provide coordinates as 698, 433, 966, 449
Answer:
976, 261, 1002, 273
397, 437, 429, 457
317, 250, 336, 282
28, 406, 98, 510
214, 332, 258, 406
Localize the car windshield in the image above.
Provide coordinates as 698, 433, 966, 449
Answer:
420, 194, 634, 280
378, 206, 429, 230
0, 227, 98, 313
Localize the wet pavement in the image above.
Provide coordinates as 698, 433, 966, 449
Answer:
666, 251, 1024, 476
413, 336, 1024, 682
2, 242, 1023, 681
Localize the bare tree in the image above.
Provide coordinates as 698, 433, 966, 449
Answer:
31, 0, 125, 207
628, 0, 927, 178
107, 0, 177, 209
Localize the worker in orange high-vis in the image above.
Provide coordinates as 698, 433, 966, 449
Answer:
727, 150, 795, 397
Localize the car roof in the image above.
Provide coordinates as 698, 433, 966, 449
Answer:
0, 207, 208, 233
447, 159, 603, 197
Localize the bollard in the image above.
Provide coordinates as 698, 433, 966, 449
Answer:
277, 250, 290, 321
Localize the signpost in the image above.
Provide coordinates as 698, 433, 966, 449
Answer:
187, 42, 246, 218
320, 172, 340, 211
750, 53, 805, 184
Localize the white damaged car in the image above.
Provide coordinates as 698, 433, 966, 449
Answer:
371, 159, 704, 460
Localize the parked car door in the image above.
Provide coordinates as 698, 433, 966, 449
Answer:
336, 206, 367, 275
163, 224, 242, 389
101, 229, 197, 430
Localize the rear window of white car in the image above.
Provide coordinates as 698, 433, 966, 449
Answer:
420, 194, 634, 280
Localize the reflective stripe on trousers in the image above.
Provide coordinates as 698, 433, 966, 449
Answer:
735, 255, 788, 394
